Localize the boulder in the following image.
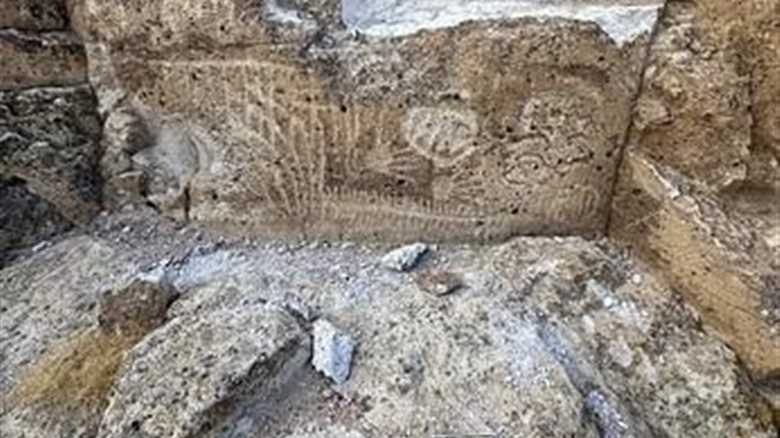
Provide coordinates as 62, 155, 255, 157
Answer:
96, 303, 311, 438
71, 0, 665, 241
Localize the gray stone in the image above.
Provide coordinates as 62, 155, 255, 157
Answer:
312, 319, 355, 385
381, 242, 429, 272
1, 217, 776, 437
96, 303, 310, 438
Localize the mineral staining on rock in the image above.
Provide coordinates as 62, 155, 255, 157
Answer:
312, 318, 356, 385
72, 0, 663, 242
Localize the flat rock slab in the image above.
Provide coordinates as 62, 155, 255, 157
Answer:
1, 225, 776, 436
74, 0, 663, 242
97, 303, 310, 438
0, 85, 102, 224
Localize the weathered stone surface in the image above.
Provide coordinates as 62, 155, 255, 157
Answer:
627, 0, 780, 194
115, 231, 774, 437
97, 272, 178, 336
312, 318, 355, 385
0, 176, 72, 265
97, 303, 310, 438
0, 237, 138, 438
0, 30, 87, 90
72, 0, 664, 241
609, 152, 780, 381
0, 85, 102, 224
2, 222, 776, 436
0, 0, 68, 31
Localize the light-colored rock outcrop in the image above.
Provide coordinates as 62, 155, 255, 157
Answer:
608, 0, 779, 422
70, 0, 665, 241
5, 217, 772, 437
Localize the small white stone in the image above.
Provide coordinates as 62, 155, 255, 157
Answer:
381, 243, 429, 272
312, 319, 356, 385
631, 274, 643, 285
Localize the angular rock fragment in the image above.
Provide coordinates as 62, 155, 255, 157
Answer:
312, 318, 355, 385
97, 271, 178, 336
96, 303, 310, 438
381, 242, 429, 272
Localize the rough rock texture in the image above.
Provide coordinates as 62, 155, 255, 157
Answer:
0, 1, 101, 259
0, 237, 138, 438
71, 0, 664, 241
97, 303, 310, 438
97, 273, 179, 336
0, 85, 102, 224
4, 213, 772, 437
0, 29, 87, 91
312, 319, 355, 385
608, 0, 780, 415
0, 177, 72, 266
609, 152, 780, 415
0, 1, 69, 31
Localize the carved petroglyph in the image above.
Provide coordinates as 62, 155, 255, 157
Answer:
402, 106, 481, 168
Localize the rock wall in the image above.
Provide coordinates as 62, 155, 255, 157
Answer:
608, 0, 780, 417
70, 0, 665, 242
0, 0, 102, 260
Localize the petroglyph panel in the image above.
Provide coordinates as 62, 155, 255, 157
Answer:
73, 0, 662, 241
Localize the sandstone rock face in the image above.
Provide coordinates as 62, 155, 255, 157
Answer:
608, 0, 780, 413
609, 151, 780, 412
72, 0, 664, 241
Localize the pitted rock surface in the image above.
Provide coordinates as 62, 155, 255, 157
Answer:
1, 213, 777, 437
71, 0, 664, 242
